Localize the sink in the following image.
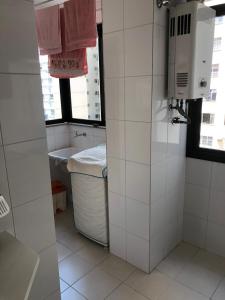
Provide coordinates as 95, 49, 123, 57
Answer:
48, 147, 78, 161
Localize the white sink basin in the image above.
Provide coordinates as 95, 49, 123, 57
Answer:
48, 147, 78, 161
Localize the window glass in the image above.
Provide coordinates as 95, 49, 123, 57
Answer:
70, 39, 102, 121
39, 55, 62, 121
200, 15, 225, 151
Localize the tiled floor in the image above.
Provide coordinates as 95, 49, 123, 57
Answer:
47, 209, 225, 300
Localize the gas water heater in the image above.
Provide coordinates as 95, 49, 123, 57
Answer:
161, 0, 216, 124
168, 1, 215, 100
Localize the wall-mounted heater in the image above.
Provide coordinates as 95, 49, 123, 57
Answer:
167, 1, 215, 124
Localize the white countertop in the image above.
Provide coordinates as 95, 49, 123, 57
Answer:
0, 231, 40, 300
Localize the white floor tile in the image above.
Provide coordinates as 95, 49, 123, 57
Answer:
212, 278, 225, 300
57, 231, 87, 253
176, 250, 225, 297
125, 270, 171, 300
60, 279, 70, 293
158, 279, 209, 300
57, 242, 73, 262
157, 242, 199, 279
76, 242, 109, 266
99, 255, 136, 281
106, 284, 148, 300
59, 253, 94, 286
73, 268, 121, 300
61, 288, 86, 300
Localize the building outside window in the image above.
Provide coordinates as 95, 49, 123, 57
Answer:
199, 15, 225, 151
206, 88, 217, 101
211, 63, 219, 77
200, 136, 213, 147
39, 55, 62, 121
213, 37, 222, 51
202, 113, 215, 124
70, 39, 102, 122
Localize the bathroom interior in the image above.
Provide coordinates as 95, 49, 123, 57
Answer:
1, 0, 225, 299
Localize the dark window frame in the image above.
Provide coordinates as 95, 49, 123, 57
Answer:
45, 24, 105, 127
186, 4, 225, 164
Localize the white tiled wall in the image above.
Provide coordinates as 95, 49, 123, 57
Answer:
46, 124, 106, 153
0, 1, 59, 299
103, 0, 152, 272
184, 158, 225, 257
69, 124, 106, 152
149, 0, 186, 270
103, 0, 187, 273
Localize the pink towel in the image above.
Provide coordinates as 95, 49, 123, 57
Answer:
64, 0, 97, 51
49, 49, 88, 78
49, 8, 88, 78
35, 5, 62, 55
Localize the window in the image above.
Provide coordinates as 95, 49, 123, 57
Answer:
202, 113, 215, 124
201, 136, 213, 147
70, 39, 102, 122
211, 63, 219, 77
187, 7, 225, 163
213, 37, 222, 51
39, 55, 63, 123
39, 24, 105, 126
207, 89, 217, 101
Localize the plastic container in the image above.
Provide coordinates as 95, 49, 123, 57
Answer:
51, 181, 67, 214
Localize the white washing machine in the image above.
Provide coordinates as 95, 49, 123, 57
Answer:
67, 144, 108, 246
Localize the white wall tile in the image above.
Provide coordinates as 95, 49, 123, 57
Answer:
150, 197, 168, 237
126, 197, 149, 240
5, 139, 51, 207
125, 121, 150, 164
184, 184, 210, 219
107, 157, 125, 195
183, 214, 207, 248
153, 25, 167, 75
46, 127, 56, 152
211, 162, 225, 192
105, 78, 125, 120
167, 123, 184, 159
152, 76, 167, 122
126, 233, 149, 272
0, 75, 46, 144
125, 25, 153, 76
186, 158, 212, 187
102, 0, 124, 33
124, 0, 153, 29
125, 76, 152, 122
206, 222, 225, 257
125, 161, 150, 204
151, 161, 166, 204
106, 120, 125, 159
150, 231, 167, 270
109, 224, 126, 260
104, 31, 124, 78
0, 0, 40, 74
13, 195, 56, 252
208, 190, 225, 226
29, 244, 60, 300
151, 121, 167, 164
108, 192, 126, 229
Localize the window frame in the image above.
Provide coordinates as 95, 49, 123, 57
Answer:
45, 24, 105, 127
186, 4, 225, 164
